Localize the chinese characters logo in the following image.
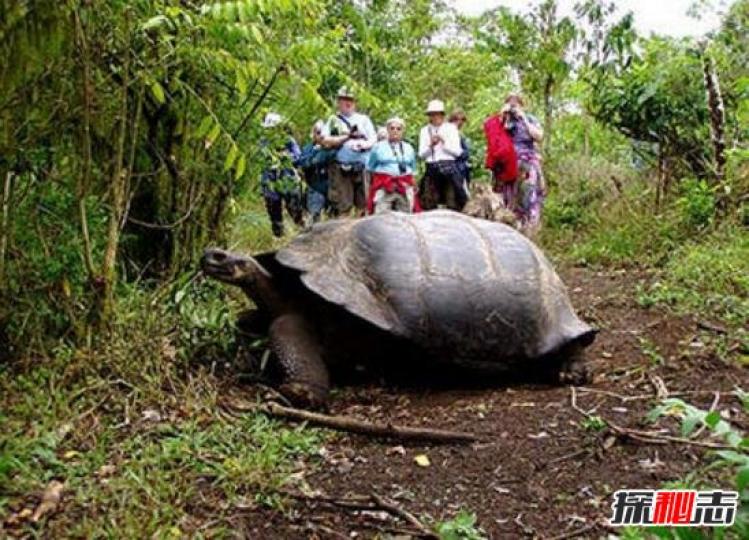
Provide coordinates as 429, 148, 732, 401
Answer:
610, 490, 739, 527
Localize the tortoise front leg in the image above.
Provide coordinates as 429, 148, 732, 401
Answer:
558, 347, 591, 385
269, 314, 330, 408
236, 308, 271, 338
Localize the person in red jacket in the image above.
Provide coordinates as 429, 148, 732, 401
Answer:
485, 93, 546, 234
484, 106, 518, 213
505, 93, 545, 232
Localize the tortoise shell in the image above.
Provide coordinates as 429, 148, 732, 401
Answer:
275, 210, 594, 366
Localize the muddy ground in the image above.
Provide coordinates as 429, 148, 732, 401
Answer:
236, 266, 748, 539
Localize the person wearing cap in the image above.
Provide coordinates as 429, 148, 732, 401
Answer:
320, 86, 377, 215
259, 112, 303, 237
418, 99, 467, 211
365, 117, 419, 215
295, 120, 336, 225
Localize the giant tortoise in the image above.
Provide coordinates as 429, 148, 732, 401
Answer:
202, 210, 595, 406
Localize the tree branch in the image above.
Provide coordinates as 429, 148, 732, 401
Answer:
232, 64, 286, 138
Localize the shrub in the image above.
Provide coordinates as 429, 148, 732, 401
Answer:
676, 178, 716, 229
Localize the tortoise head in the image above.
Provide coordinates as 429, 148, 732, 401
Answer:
201, 248, 271, 287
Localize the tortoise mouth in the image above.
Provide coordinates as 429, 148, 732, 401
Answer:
201, 248, 252, 283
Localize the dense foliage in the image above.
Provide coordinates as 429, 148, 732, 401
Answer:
2, 0, 746, 355
1, 1, 748, 537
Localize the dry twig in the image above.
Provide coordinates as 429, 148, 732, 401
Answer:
547, 523, 598, 540
223, 398, 478, 444
570, 387, 735, 450
284, 490, 436, 539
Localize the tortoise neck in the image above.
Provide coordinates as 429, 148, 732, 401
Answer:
240, 265, 289, 318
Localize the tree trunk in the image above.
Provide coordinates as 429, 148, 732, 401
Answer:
655, 145, 664, 212
101, 12, 131, 320
73, 6, 96, 281
0, 171, 12, 289
702, 51, 726, 182
543, 75, 554, 154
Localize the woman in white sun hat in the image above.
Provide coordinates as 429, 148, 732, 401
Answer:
417, 99, 467, 211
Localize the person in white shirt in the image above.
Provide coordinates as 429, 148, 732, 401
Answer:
320, 86, 376, 215
417, 99, 468, 211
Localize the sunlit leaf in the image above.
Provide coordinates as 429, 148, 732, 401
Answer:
234, 154, 247, 180
195, 115, 214, 139
207, 123, 221, 146
224, 144, 239, 172
150, 82, 166, 104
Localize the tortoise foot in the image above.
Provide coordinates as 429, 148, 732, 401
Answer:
278, 382, 328, 410
558, 355, 591, 385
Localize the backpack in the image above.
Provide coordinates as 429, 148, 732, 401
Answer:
483, 115, 518, 183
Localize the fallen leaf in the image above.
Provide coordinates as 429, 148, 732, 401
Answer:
96, 464, 116, 478
602, 435, 617, 450
161, 337, 177, 362
63, 450, 80, 460
19, 508, 33, 519
5, 507, 34, 525
142, 409, 162, 422
31, 480, 64, 522
56, 423, 73, 439
414, 454, 430, 467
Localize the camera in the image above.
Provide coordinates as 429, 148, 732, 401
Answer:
398, 162, 407, 174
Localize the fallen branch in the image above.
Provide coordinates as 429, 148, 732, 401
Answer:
576, 386, 732, 403
371, 493, 436, 539
692, 391, 720, 439
605, 422, 734, 449
546, 448, 590, 466
697, 320, 728, 334
285, 490, 437, 539
547, 523, 597, 540
223, 398, 478, 444
649, 374, 669, 401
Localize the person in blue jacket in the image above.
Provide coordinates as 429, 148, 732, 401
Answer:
296, 120, 335, 224
260, 112, 303, 237
366, 117, 420, 214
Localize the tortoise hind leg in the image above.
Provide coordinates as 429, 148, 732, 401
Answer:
269, 314, 330, 408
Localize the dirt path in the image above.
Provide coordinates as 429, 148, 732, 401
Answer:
241, 267, 748, 539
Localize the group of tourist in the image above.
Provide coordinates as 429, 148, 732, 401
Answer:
259, 86, 544, 237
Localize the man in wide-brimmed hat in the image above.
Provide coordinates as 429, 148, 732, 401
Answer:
417, 99, 467, 211
321, 86, 376, 215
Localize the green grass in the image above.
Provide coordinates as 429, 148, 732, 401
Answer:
636, 226, 749, 326
434, 509, 487, 540
0, 269, 325, 537
543, 174, 749, 329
